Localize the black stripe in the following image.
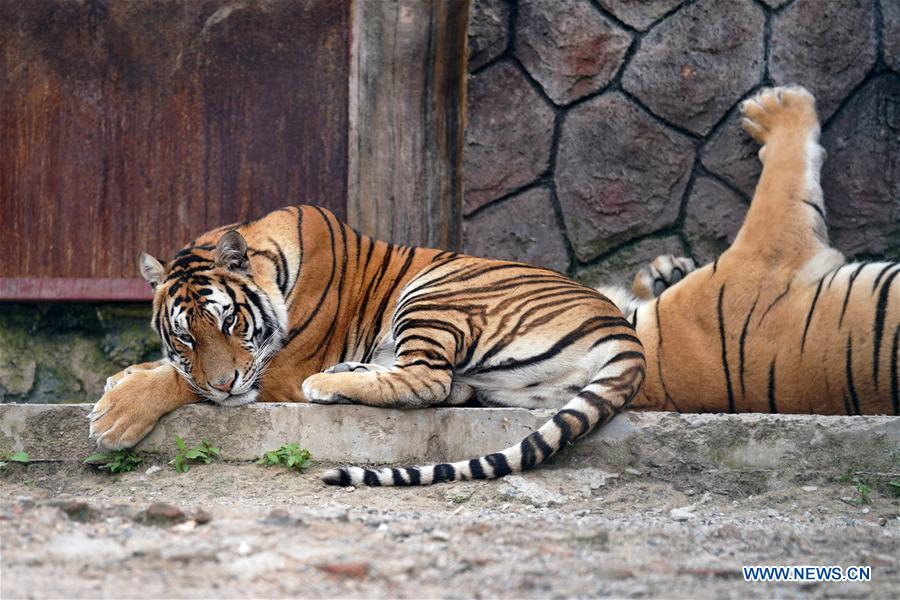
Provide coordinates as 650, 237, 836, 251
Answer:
338, 468, 351, 486
589, 332, 642, 349
558, 408, 591, 438
845, 336, 861, 416
520, 437, 538, 470
391, 468, 405, 486
406, 467, 421, 485
738, 294, 760, 398
285, 206, 304, 299
872, 268, 899, 389
717, 285, 736, 413
354, 242, 395, 359
800, 278, 825, 353
871, 263, 895, 293
552, 413, 574, 447
271, 239, 290, 297
469, 459, 487, 479
839, 263, 867, 327
474, 315, 627, 371
842, 391, 853, 416
335, 220, 352, 362
602, 350, 644, 368
287, 209, 338, 342
654, 298, 679, 411
363, 470, 382, 486
531, 430, 554, 460
760, 282, 792, 324
767, 358, 777, 413
467, 316, 634, 376
484, 453, 511, 477
398, 359, 452, 371
803, 200, 825, 220
432, 463, 455, 483
891, 326, 899, 416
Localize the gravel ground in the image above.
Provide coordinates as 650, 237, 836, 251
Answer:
1, 460, 898, 599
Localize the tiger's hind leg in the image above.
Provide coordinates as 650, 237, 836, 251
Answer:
308, 360, 475, 406
731, 86, 842, 275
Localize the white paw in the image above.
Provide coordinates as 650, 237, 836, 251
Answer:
104, 367, 135, 393
322, 362, 388, 374
301, 374, 353, 405
635, 255, 697, 298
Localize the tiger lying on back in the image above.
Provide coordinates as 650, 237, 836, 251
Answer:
598, 86, 897, 416
89, 206, 644, 485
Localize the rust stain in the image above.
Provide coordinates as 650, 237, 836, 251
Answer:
0, 0, 350, 279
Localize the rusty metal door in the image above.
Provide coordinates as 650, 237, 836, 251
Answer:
0, 0, 349, 300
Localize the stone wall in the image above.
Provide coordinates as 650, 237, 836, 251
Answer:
463, 0, 900, 288
0, 304, 159, 404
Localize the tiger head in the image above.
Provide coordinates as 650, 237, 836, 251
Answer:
139, 230, 288, 406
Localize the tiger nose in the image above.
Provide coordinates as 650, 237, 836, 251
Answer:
210, 372, 237, 392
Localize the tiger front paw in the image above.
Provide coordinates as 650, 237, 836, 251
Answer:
104, 360, 163, 392
89, 371, 168, 449
632, 255, 696, 300
322, 362, 388, 374
739, 86, 819, 146
301, 373, 356, 405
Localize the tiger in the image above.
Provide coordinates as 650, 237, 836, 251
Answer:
597, 85, 897, 416
88, 206, 645, 486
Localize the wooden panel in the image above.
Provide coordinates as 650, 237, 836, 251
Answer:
0, 278, 152, 301
347, 0, 469, 250
0, 0, 349, 281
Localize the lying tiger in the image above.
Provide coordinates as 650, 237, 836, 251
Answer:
599, 86, 897, 416
89, 207, 645, 485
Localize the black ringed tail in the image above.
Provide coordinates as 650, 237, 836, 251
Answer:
321, 350, 645, 487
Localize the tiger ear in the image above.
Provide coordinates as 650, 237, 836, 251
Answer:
139, 252, 166, 290
215, 230, 250, 273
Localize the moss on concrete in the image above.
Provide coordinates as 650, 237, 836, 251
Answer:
0, 304, 160, 404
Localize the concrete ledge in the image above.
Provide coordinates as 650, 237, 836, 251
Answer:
0, 403, 897, 475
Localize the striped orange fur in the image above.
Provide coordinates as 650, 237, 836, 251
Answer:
89, 206, 644, 485
599, 86, 897, 416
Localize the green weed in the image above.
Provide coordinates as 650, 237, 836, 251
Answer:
84, 450, 142, 474
171, 436, 220, 473
257, 443, 312, 472
0, 451, 30, 470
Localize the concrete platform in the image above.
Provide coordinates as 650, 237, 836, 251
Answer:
1, 403, 897, 476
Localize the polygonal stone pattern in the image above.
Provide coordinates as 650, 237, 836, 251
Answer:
621, 0, 765, 135
463, 0, 892, 288
464, 186, 569, 272
556, 92, 694, 262
514, 0, 632, 105
769, 0, 877, 121
684, 177, 748, 265
597, 0, 685, 31
468, 0, 510, 72
821, 74, 900, 259
884, 0, 900, 74
463, 61, 555, 214
576, 235, 686, 289
700, 108, 762, 199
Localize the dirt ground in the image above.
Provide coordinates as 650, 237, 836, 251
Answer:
1, 459, 898, 599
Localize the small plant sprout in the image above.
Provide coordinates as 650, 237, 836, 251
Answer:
84, 450, 142, 474
257, 443, 312, 472
171, 436, 221, 473
0, 451, 30, 470
888, 480, 900, 497
838, 469, 874, 505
